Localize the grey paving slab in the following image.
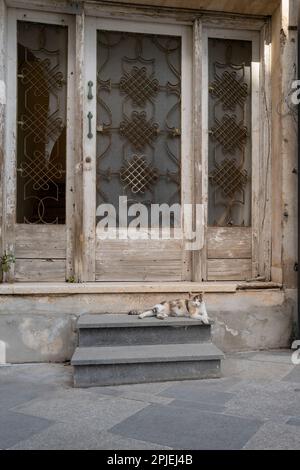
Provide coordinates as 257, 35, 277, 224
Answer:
87, 383, 174, 404
14, 390, 149, 431
168, 399, 226, 413
90, 380, 175, 396
111, 391, 174, 405
282, 366, 300, 383
224, 380, 300, 421
0, 364, 72, 388
110, 403, 262, 450
222, 356, 295, 381
0, 380, 57, 410
286, 417, 300, 426
8, 423, 172, 450
160, 383, 234, 405
0, 410, 53, 449
248, 351, 294, 365
243, 422, 300, 450
179, 377, 241, 391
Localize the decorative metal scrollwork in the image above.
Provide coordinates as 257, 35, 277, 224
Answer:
209, 158, 248, 199
18, 152, 65, 191
209, 114, 248, 155
120, 66, 159, 106
19, 104, 63, 144
208, 39, 251, 227
16, 22, 67, 224
120, 155, 159, 194
119, 111, 159, 151
19, 53, 65, 97
209, 70, 248, 111
96, 30, 181, 225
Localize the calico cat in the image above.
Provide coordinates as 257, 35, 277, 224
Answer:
128, 293, 210, 323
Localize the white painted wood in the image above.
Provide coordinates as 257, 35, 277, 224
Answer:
3, 9, 17, 281
96, 238, 183, 281
5, 0, 273, 22
207, 227, 252, 259
4, 9, 75, 282
201, 25, 209, 281
15, 225, 66, 258
258, 21, 272, 281
0, 0, 7, 259
82, 16, 96, 281
250, 29, 261, 279
207, 259, 252, 281
14, 259, 66, 282
73, 11, 85, 282
192, 18, 202, 282
201, 27, 262, 281
85, 16, 193, 282
65, 14, 76, 279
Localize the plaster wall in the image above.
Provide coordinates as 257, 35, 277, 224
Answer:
0, 290, 296, 362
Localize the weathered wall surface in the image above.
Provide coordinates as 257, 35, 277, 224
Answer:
104, 0, 279, 16
0, 290, 295, 362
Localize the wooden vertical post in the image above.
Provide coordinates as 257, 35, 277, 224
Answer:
192, 17, 206, 282
3, 8, 16, 282
73, 10, 85, 282
0, 0, 7, 264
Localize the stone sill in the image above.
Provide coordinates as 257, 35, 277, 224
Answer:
0, 281, 238, 295
0, 281, 283, 295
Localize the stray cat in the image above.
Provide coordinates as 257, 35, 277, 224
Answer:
128, 293, 210, 323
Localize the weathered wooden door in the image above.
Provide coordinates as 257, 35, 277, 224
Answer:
5, 9, 75, 282
83, 18, 193, 281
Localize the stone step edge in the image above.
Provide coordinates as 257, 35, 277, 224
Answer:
77, 313, 213, 329
71, 343, 224, 366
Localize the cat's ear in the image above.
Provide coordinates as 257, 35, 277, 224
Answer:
198, 292, 204, 302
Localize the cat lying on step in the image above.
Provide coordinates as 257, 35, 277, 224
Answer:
128, 293, 210, 323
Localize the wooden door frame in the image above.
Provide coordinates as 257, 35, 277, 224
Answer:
82, 16, 194, 281
3, 8, 76, 281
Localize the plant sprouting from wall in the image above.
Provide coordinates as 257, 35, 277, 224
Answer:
1, 252, 16, 274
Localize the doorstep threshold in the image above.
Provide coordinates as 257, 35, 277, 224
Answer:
0, 281, 237, 295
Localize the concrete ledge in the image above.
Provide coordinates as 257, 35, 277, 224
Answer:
0, 282, 237, 295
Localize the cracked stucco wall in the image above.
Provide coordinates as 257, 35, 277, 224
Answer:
0, 289, 296, 362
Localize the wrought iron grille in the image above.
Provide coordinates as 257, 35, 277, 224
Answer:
96, 30, 181, 226
208, 39, 252, 227
16, 21, 67, 224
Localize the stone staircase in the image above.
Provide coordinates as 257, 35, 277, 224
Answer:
71, 314, 224, 387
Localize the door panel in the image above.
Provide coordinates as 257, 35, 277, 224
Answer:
6, 10, 75, 282
85, 18, 193, 281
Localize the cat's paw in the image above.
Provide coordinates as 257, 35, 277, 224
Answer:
128, 309, 139, 315
156, 314, 167, 320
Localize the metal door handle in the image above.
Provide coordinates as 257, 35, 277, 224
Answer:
87, 112, 93, 139
87, 81, 93, 99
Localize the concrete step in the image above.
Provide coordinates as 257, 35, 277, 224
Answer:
72, 343, 224, 387
78, 314, 212, 347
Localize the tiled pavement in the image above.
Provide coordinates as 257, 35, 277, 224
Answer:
0, 351, 300, 450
